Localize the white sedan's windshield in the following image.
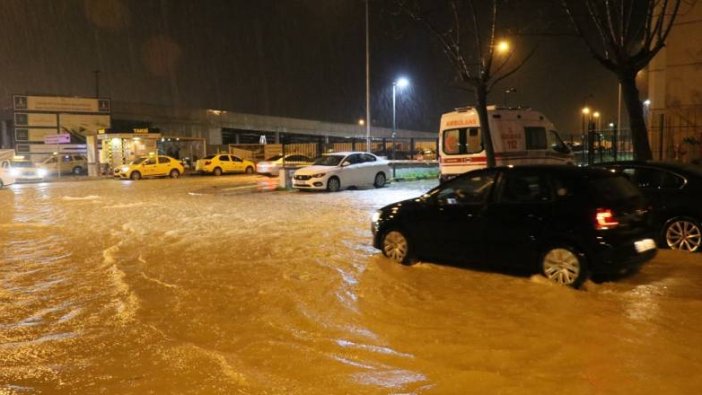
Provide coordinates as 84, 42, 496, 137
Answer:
313, 155, 344, 166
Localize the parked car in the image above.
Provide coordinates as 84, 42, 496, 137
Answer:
595, 161, 702, 252
3, 158, 46, 182
293, 152, 391, 192
118, 155, 184, 180
38, 154, 87, 176
195, 154, 255, 176
256, 154, 313, 176
371, 165, 657, 288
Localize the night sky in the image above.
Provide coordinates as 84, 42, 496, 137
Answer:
0, 0, 620, 135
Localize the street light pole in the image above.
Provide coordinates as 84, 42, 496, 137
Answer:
392, 82, 396, 160
391, 77, 409, 161
93, 69, 100, 98
365, 0, 371, 152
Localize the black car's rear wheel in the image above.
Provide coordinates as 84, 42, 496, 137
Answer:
664, 217, 701, 252
382, 229, 415, 265
541, 246, 588, 288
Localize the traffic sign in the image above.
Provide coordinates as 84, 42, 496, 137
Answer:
44, 133, 71, 144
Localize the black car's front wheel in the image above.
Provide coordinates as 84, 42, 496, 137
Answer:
541, 246, 588, 288
382, 229, 415, 265
664, 217, 701, 252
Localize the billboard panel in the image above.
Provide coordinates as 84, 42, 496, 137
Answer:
14, 113, 59, 127
15, 128, 60, 142
13, 95, 110, 113
59, 113, 111, 138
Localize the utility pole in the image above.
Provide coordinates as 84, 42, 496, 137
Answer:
94, 70, 100, 98
365, 0, 371, 152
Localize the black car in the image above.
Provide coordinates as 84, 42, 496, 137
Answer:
371, 165, 657, 288
595, 161, 702, 252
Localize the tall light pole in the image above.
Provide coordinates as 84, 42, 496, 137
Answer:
392, 77, 409, 160
365, 0, 371, 152
581, 106, 591, 135
93, 69, 100, 98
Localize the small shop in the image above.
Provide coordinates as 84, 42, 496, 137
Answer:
97, 129, 161, 174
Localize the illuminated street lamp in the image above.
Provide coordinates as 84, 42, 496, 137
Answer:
496, 40, 510, 54
392, 77, 410, 160
358, 119, 365, 126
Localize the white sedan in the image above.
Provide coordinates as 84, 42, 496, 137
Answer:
292, 152, 391, 192
256, 154, 313, 176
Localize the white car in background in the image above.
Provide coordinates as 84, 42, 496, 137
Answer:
256, 154, 313, 176
292, 152, 391, 192
0, 167, 15, 188
2, 158, 47, 185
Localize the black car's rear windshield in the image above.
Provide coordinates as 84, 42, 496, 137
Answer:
587, 174, 642, 205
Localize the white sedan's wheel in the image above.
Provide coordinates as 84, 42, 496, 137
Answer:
542, 247, 585, 287
327, 177, 341, 192
374, 172, 386, 188
665, 218, 701, 252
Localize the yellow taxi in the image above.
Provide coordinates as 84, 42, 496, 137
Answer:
195, 154, 255, 176
118, 155, 184, 180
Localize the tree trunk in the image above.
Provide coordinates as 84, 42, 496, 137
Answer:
620, 71, 653, 161
475, 84, 496, 168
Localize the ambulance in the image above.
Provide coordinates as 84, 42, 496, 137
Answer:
439, 106, 573, 182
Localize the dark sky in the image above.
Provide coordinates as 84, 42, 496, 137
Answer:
0, 0, 619, 135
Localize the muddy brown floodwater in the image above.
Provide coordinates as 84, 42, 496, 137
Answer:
1, 177, 701, 394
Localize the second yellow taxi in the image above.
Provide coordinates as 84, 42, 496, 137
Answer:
118, 155, 184, 180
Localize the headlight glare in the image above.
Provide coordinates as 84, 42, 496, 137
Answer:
311, 173, 326, 178
37, 168, 48, 177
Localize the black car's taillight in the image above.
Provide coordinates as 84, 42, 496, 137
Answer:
595, 208, 619, 230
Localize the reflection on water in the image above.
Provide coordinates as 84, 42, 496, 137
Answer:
1, 178, 701, 393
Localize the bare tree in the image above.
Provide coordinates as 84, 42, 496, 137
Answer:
397, 0, 535, 167
562, 0, 683, 160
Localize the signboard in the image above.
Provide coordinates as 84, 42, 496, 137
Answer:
17, 143, 87, 155
59, 113, 111, 138
14, 113, 58, 127
13, 95, 110, 113
44, 133, 71, 144
15, 128, 60, 142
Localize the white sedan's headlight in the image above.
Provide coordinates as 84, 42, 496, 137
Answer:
311, 173, 326, 178
37, 168, 48, 177
9, 168, 19, 177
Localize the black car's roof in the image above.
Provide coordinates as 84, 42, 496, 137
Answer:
486, 164, 612, 177
594, 160, 702, 179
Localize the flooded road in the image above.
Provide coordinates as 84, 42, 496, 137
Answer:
1, 176, 701, 394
